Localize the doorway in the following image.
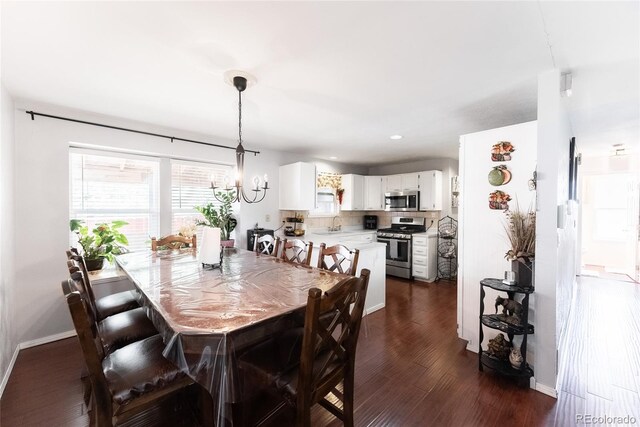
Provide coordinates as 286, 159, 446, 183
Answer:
580, 155, 639, 281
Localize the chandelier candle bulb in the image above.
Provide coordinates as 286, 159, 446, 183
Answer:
253, 176, 260, 190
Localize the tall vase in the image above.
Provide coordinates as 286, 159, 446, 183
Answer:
199, 227, 221, 266
512, 259, 533, 288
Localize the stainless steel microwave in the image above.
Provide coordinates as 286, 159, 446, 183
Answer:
384, 191, 419, 211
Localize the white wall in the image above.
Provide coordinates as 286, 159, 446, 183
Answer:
535, 69, 577, 394
457, 121, 537, 364
368, 157, 458, 218
11, 100, 365, 345
0, 83, 18, 394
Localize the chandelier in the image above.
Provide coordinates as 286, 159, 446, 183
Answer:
211, 74, 269, 204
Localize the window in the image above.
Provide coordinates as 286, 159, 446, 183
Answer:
69, 149, 160, 252
171, 160, 233, 239
69, 149, 235, 253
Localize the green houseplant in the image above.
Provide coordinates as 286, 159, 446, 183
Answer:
194, 191, 237, 246
69, 219, 129, 271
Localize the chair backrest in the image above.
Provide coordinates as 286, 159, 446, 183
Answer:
67, 255, 99, 319
280, 239, 313, 266
254, 234, 280, 256
317, 244, 360, 276
151, 234, 197, 251
298, 269, 370, 409
61, 278, 112, 414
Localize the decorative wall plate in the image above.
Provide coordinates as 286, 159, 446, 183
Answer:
489, 190, 511, 210
491, 141, 515, 161
488, 165, 512, 186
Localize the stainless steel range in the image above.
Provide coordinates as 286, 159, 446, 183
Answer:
377, 217, 426, 279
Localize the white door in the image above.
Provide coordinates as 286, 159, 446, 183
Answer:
401, 173, 420, 191
581, 173, 639, 278
364, 176, 383, 210
385, 175, 403, 192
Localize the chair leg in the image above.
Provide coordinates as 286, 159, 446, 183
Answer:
343, 371, 355, 427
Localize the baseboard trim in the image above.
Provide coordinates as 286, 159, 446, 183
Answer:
534, 380, 558, 398
366, 303, 385, 315
19, 330, 76, 350
0, 345, 20, 399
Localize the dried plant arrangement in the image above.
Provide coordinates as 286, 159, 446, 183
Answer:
503, 203, 536, 263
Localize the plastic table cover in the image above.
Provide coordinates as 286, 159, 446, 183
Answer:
115, 248, 349, 425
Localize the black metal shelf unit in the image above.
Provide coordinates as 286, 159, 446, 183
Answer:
478, 278, 534, 381
435, 216, 457, 281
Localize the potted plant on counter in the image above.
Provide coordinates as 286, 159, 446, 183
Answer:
69, 219, 130, 271
195, 191, 237, 247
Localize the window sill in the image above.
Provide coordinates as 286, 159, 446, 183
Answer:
88, 264, 127, 285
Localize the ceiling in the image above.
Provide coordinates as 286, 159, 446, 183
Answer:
2, 1, 638, 164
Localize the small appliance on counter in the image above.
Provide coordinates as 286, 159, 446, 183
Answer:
364, 215, 378, 230
246, 228, 274, 251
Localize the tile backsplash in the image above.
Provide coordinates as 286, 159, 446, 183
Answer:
279, 210, 442, 230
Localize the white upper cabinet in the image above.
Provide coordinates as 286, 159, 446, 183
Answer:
418, 170, 443, 211
341, 174, 364, 211
364, 176, 384, 211
384, 174, 403, 192
401, 173, 420, 191
384, 173, 419, 192
279, 162, 317, 210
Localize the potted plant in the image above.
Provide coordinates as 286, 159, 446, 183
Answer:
194, 191, 238, 247
503, 204, 536, 287
69, 219, 129, 271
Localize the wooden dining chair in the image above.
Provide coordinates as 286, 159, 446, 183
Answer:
280, 239, 313, 266
254, 234, 280, 256
238, 269, 371, 427
67, 271, 158, 356
317, 244, 360, 276
67, 254, 140, 321
151, 234, 197, 251
61, 279, 202, 427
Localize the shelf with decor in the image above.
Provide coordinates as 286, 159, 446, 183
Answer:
478, 278, 534, 382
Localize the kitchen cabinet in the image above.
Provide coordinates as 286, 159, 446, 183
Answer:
385, 174, 403, 192
279, 162, 316, 210
412, 232, 437, 281
419, 170, 443, 211
341, 174, 364, 211
364, 176, 384, 210
385, 173, 419, 192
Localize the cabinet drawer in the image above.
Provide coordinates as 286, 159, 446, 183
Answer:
413, 245, 427, 256
413, 265, 427, 278
413, 236, 427, 246
413, 255, 427, 266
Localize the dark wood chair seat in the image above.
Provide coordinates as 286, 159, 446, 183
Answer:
98, 307, 159, 356
62, 279, 205, 426
103, 334, 189, 405
95, 290, 140, 320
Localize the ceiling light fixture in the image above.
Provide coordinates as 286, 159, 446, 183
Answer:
390, 135, 403, 140
211, 74, 269, 204
329, 156, 338, 160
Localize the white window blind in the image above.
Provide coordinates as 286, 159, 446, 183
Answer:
171, 160, 233, 238
69, 150, 160, 252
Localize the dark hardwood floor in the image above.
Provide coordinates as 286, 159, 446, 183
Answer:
2, 275, 637, 426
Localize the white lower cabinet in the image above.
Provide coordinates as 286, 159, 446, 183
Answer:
412, 233, 437, 281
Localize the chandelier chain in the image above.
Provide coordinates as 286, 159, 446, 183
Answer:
238, 90, 242, 144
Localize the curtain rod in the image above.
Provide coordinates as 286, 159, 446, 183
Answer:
24, 110, 260, 155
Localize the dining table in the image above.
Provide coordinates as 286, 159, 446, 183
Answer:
115, 247, 351, 426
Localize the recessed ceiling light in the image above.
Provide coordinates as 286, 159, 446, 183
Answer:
329, 156, 338, 160
390, 135, 403, 140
